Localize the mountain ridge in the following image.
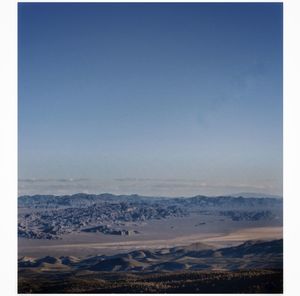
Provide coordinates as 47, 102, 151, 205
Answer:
19, 239, 283, 272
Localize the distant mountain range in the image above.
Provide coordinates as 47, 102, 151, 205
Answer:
18, 192, 283, 207
228, 192, 282, 199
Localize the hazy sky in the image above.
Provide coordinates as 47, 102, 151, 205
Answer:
18, 3, 283, 196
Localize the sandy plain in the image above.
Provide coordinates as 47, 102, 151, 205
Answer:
18, 212, 283, 257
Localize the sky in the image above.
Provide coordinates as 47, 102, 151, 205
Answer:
18, 3, 283, 196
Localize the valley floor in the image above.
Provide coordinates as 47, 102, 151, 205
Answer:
18, 220, 283, 257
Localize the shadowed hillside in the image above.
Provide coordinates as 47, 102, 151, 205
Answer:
18, 239, 283, 293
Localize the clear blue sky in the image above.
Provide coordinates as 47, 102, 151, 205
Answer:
18, 3, 283, 196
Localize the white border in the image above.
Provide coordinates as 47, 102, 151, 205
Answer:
0, 0, 17, 295
283, 0, 300, 295
2, 0, 300, 295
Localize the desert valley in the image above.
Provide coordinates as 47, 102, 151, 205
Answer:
18, 193, 283, 293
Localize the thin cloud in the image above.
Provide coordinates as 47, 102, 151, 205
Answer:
18, 178, 281, 197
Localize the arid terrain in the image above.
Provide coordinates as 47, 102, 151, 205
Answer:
18, 193, 283, 293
